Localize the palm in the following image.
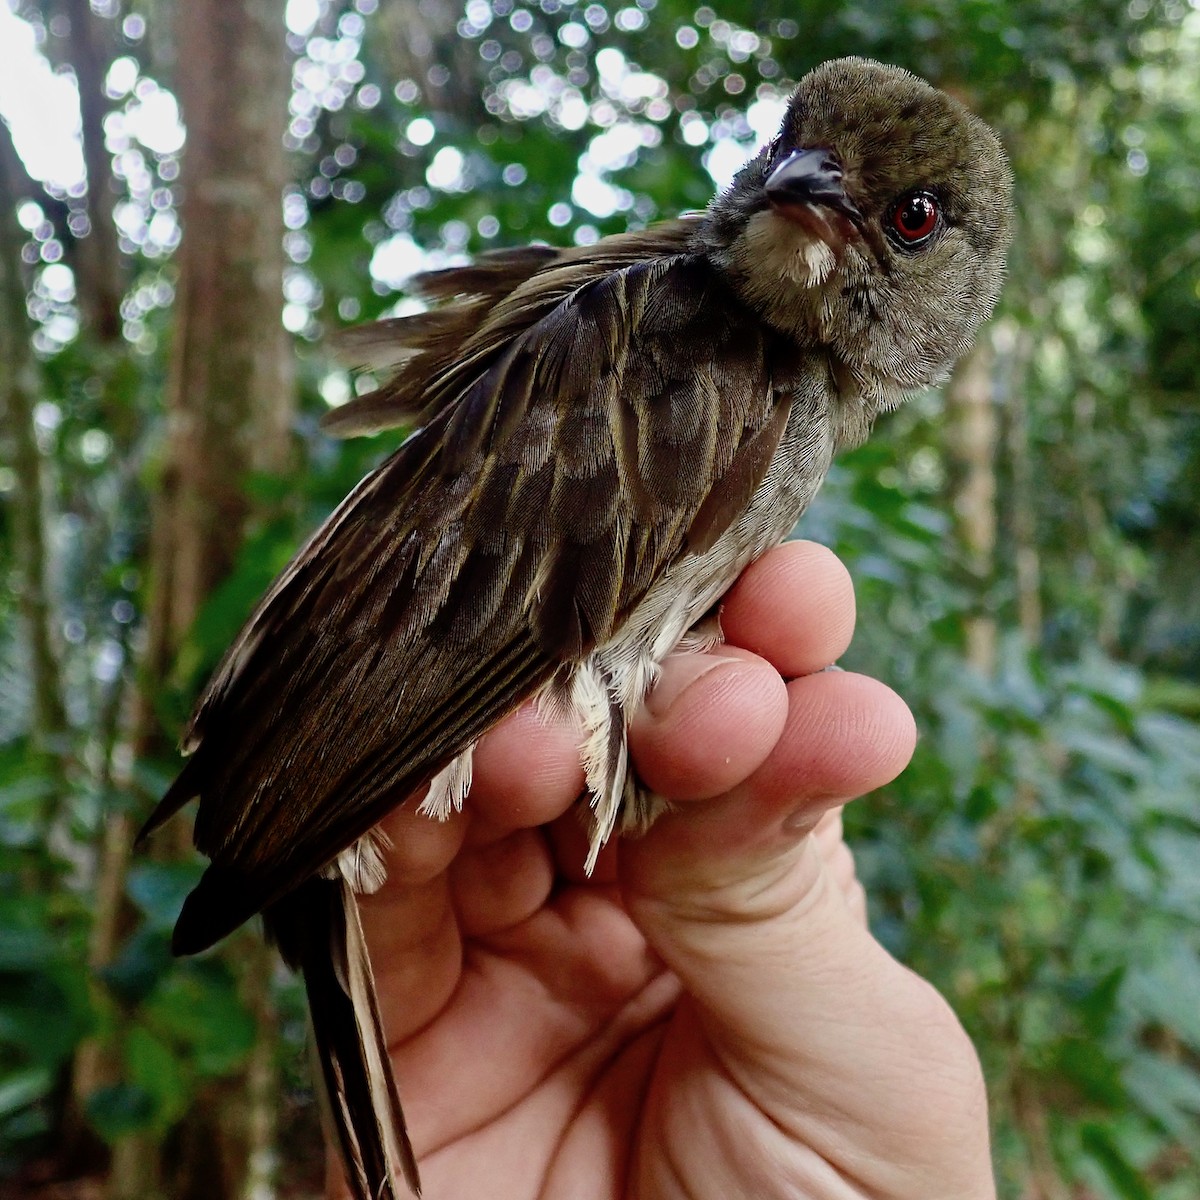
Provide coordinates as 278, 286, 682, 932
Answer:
352, 770, 669, 1198
405, 872, 669, 1197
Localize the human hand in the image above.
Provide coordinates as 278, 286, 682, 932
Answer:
332, 541, 994, 1199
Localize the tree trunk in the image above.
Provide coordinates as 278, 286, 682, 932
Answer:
108, 2, 295, 1197
148, 0, 295, 665
56, 0, 124, 342
1007, 350, 1043, 644
944, 340, 999, 673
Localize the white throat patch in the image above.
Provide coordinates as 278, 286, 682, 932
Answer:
741, 209, 838, 289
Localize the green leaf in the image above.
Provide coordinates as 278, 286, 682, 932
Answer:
125, 1025, 192, 1130
1080, 1122, 1157, 1200
145, 965, 257, 1077
0, 1067, 54, 1118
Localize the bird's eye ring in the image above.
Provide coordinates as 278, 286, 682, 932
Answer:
888, 191, 940, 247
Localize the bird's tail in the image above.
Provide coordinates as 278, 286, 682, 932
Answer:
267, 877, 420, 1199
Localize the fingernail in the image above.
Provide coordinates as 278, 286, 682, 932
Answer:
782, 808, 813, 834
644, 654, 743, 718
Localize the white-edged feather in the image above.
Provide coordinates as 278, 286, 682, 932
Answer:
342, 884, 420, 1196
417, 744, 475, 820
330, 826, 393, 895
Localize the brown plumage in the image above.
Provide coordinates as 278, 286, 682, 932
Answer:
141, 58, 1013, 1199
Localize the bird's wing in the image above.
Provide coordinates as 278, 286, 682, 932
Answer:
151, 251, 792, 952
321, 217, 703, 437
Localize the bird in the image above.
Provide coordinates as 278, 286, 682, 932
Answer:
139, 56, 1013, 1200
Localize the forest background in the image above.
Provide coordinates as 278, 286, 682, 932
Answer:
1, 1, 1198, 1197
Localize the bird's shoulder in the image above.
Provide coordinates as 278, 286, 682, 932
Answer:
322, 215, 709, 438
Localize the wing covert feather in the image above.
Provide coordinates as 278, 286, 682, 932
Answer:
322, 218, 703, 438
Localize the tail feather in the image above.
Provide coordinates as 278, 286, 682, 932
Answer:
268, 878, 420, 1199
136, 756, 203, 845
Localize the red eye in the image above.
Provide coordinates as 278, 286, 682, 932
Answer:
889, 192, 939, 245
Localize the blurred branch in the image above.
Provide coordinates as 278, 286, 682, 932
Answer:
0, 117, 68, 747
59, 0, 124, 343
945, 341, 1000, 671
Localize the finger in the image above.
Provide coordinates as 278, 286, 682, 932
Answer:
742, 671, 916, 831
547, 807, 621, 886
363, 698, 584, 1029
374, 802, 470, 887
627, 671, 914, 867
451, 827, 555, 938
812, 808, 869, 927
358, 875, 462, 1041
620, 670, 914, 1015
389, 884, 668, 1155
371, 691, 579, 888
812, 806, 844, 852
358, 799, 472, 1043
468, 699, 585, 830
629, 648, 789, 801
720, 540, 855, 677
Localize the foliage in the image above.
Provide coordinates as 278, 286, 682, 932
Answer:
0, 0, 1198, 1196
811, 436, 1200, 1196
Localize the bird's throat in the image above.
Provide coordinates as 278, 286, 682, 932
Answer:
743, 208, 840, 289
715, 208, 842, 342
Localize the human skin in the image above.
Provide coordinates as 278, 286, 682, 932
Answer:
327, 541, 995, 1199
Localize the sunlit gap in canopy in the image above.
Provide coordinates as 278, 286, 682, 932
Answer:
0, 6, 86, 190
362, 5, 788, 308
0, 4, 187, 353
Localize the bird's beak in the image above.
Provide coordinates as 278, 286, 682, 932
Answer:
764, 149, 863, 229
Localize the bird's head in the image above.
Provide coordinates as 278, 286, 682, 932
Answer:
701, 57, 1013, 412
